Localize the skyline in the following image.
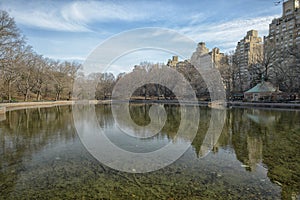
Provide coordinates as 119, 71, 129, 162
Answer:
0, 0, 283, 74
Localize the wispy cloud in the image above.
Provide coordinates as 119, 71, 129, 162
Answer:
0, 0, 282, 64
15, 10, 90, 32
1, 0, 175, 32
1, 1, 90, 32
178, 15, 280, 52
60, 1, 149, 23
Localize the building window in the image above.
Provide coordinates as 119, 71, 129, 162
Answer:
286, 9, 292, 15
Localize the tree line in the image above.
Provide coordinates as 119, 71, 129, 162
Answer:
0, 10, 81, 102
1, 10, 299, 102
87, 61, 210, 101
0, 10, 224, 102
226, 43, 300, 98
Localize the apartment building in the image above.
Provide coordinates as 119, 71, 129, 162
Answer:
234, 30, 264, 91
264, 0, 300, 63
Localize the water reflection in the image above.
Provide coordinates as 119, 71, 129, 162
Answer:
0, 106, 76, 199
0, 104, 299, 199
227, 108, 300, 199
246, 109, 277, 126
0, 113, 5, 122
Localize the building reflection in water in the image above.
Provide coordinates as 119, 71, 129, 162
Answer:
0, 104, 299, 199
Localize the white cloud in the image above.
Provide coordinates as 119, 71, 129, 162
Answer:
0, 0, 282, 64
178, 15, 280, 52
1, 0, 173, 32
60, 1, 148, 23
15, 10, 90, 32
2, 1, 90, 32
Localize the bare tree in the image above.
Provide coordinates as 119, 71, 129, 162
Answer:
48, 60, 75, 101
32, 55, 49, 101
94, 72, 115, 100
1, 46, 23, 101
218, 54, 233, 100
272, 45, 300, 95
0, 10, 24, 62
15, 46, 39, 101
0, 10, 24, 101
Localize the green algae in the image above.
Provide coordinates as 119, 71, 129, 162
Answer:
0, 105, 299, 199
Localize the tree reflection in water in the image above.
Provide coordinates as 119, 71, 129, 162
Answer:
0, 104, 299, 199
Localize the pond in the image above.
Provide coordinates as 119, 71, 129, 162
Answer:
0, 104, 299, 199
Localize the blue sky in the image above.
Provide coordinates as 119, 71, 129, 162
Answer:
0, 0, 282, 74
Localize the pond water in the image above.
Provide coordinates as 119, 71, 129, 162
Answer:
0, 104, 299, 199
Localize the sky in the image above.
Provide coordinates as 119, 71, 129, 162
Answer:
0, 0, 283, 74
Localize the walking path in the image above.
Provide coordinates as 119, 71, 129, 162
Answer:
0, 101, 74, 113
0, 100, 299, 115
228, 101, 300, 109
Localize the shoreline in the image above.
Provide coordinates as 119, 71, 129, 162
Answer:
0, 100, 111, 114
127, 100, 300, 110
0, 100, 300, 115
0, 101, 75, 113
227, 101, 300, 110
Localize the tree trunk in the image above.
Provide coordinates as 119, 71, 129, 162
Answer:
155, 84, 159, 100
36, 91, 41, 101
68, 91, 72, 100
7, 81, 11, 102
144, 85, 147, 100
56, 92, 61, 101
24, 88, 30, 101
